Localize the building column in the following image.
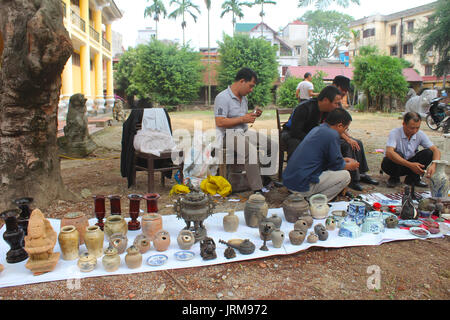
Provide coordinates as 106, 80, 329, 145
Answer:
59, 56, 73, 120
105, 23, 115, 111
94, 53, 105, 112
80, 44, 94, 112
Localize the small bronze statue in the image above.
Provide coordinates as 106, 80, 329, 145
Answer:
224, 247, 236, 259
259, 223, 272, 251
200, 237, 217, 261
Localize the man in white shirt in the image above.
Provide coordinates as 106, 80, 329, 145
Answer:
381, 112, 441, 192
296, 72, 318, 102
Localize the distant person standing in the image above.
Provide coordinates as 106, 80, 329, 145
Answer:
296, 72, 319, 102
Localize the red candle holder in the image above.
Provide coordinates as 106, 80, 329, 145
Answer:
93, 195, 106, 230
127, 194, 142, 230
143, 193, 160, 213
108, 195, 121, 215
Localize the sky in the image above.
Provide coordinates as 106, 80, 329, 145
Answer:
112, 0, 436, 50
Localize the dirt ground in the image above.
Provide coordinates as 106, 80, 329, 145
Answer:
0, 110, 449, 301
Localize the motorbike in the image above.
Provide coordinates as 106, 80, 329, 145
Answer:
425, 97, 450, 133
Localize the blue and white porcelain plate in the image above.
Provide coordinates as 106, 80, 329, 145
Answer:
147, 254, 168, 266
398, 219, 422, 227
174, 251, 195, 261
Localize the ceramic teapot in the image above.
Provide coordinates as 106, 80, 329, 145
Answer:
309, 194, 329, 219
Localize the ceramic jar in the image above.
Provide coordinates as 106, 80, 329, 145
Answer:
153, 230, 171, 252
258, 220, 275, 241
244, 193, 268, 228
125, 245, 143, 269
60, 212, 89, 245
325, 217, 337, 231
347, 200, 366, 225
58, 225, 80, 261
294, 219, 309, 233
133, 234, 151, 253
338, 220, 362, 238
271, 229, 285, 248
317, 229, 329, 241
141, 213, 163, 240
109, 233, 128, 254
309, 194, 329, 219
385, 215, 399, 229
314, 223, 326, 234
282, 193, 310, 223
307, 232, 319, 243
102, 247, 120, 272
430, 160, 449, 198
84, 225, 104, 258
266, 214, 282, 229
177, 230, 195, 250
223, 210, 239, 232
361, 213, 385, 234
77, 252, 97, 272
104, 215, 128, 239
289, 230, 306, 245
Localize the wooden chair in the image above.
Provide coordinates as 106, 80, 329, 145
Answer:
131, 123, 184, 193
276, 108, 293, 181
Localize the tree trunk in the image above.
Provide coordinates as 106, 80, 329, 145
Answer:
0, 0, 76, 212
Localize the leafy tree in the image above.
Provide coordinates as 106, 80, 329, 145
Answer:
311, 70, 327, 92
414, 0, 450, 88
298, 0, 360, 9
217, 34, 278, 107
168, 0, 201, 46
118, 40, 203, 106
113, 47, 140, 99
298, 10, 354, 65
276, 77, 302, 108
353, 52, 409, 110
220, 0, 254, 35
144, 0, 167, 40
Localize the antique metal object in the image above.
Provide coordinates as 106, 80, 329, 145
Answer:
200, 237, 217, 261
219, 239, 256, 255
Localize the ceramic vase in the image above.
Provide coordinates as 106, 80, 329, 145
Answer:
317, 229, 329, 241
314, 224, 326, 234
93, 195, 106, 230
223, 210, 239, 232
60, 212, 89, 245
143, 193, 160, 213
244, 193, 268, 228
271, 229, 285, 248
338, 220, 362, 238
258, 220, 275, 241
84, 225, 104, 258
430, 160, 449, 198
141, 213, 163, 240
58, 225, 80, 261
0, 209, 28, 263
347, 200, 367, 225
282, 193, 310, 223
109, 233, 128, 254
133, 234, 151, 253
108, 195, 121, 215
153, 230, 171, 252
177, 230, 195, 250
289, 230, 306, 245
307, 232, 319, 243
325, 217, 337, 231
267, 214, 282, 229
104, 215, 128, 239
309, 194, 329, 219
125, 245, 143, 269
102, 247, 120, 272
77, 252, 97, 272
14, 197, 33, 238
294, 219, 309, 233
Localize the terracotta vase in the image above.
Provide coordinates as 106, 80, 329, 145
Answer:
271, 229, 285, 248
133, 234, 151, 253
430, 160, 449, 198
141, 213, 163, 240
58, 225, 80, 261
143, 193, 160, 213
84, 225, 104, 258
153, 230, 171, 252
0, 209, 28, 263
60, 212, 89, 245
244, 193, 268, 228
102, 247, 120, 272
177, 230, 195, 250
109, 233, 128, 254
104, 215, 128, 239
77, 252, 97, 273
289, 230, 306, 245
282, 193, 310, 223
223, 210, 239, 232
294, 219, 309, 233
93, 195, 106, 230
125, 245, 142, 269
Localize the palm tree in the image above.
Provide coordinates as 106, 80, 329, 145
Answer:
144, 0, 167, 40
168, 0, 201, 46
297, 0, 360, 9
252, 0, 276, 38
220, 0, 254, 35
204, 0, 212, 105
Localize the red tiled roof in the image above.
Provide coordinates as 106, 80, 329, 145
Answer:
290, 20, 308, 25
402, 68, 422, 82
422, 75, 450, 82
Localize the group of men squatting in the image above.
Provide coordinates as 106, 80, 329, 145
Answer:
213, 67, 442, 201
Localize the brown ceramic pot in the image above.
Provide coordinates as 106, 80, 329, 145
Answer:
104, 215, 128, 239
307, 232, 319, 243
177, 230, 195, 250
77, 252, 97, 272
223, 210, 239, 233
133, 234, 151, 253
282, 194, 310, 223
58, 225, 80, 261
294, 219, 309, 233
141, 213, 163, 240
109, 233, 128, 254
289, 230, 306, 245
60, 212, 89, 245
125, 245, 143, 269
153, 230, 171, 252
244, 193, 268, 228
84, 225, 104, 258
102, 247, 120, 272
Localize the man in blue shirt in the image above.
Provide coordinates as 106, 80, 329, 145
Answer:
282, 108, 359, 200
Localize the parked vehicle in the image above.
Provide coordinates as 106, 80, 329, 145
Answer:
425, 97, 450, 132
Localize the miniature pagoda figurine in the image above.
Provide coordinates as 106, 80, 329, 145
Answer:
24, 209, 60, 275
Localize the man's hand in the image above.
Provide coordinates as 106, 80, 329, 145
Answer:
408, 162, 425, 175
346, 137, 361, 151
344, 157, 360, 171
426, 162, 436, 178
254, 107, 263, 117
241, 112, 258, 124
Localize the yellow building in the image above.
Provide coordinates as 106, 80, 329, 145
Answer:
59, 0, 122, 119
348, 2, 447, 89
